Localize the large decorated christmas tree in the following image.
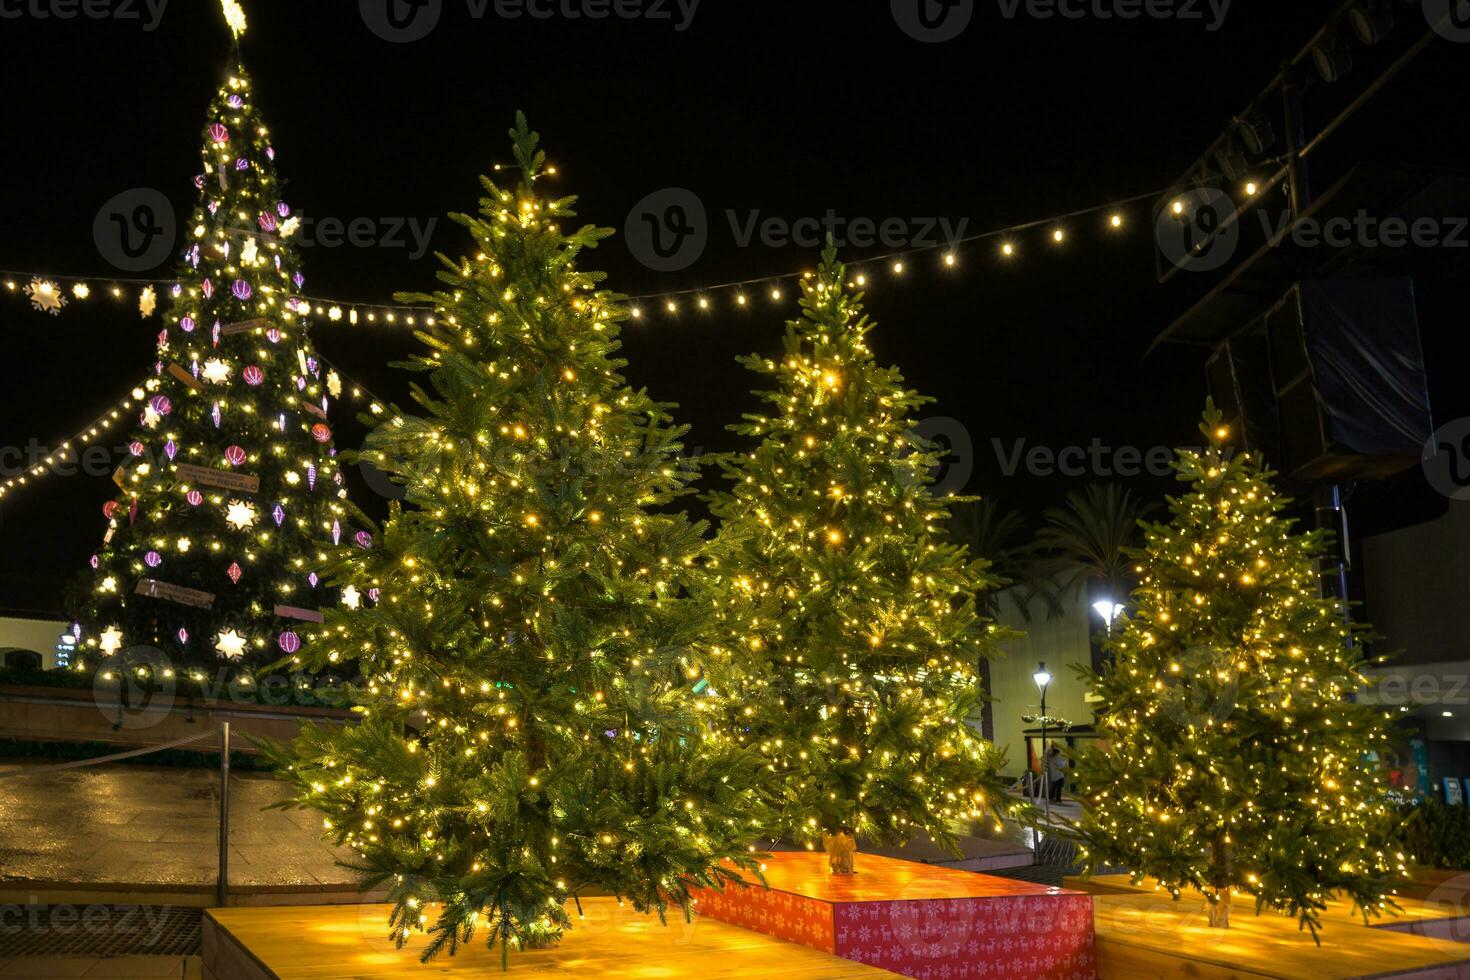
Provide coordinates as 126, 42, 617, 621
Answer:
1072, 405, 1403, 934
73, 27, 350, 685
263, 115, 765, 963
704, 248, 1008, 865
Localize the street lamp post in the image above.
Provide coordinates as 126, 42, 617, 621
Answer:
1033, 662, 1052, 825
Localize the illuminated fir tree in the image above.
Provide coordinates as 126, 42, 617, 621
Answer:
73, 46, 349, 686
264, 115, 765, 963
1072, 404, 1403, 934
705, 248, 1008, 864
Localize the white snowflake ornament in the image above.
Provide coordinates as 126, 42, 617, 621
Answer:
25, 278, 66, 315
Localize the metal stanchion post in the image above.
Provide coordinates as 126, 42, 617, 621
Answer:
216, 721, 230, 908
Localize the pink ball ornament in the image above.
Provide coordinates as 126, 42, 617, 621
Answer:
310, 424, 332, 444
265, 327, 282, 344
128, 441, 145, 457
224, 446, 247, 467
277, 631, 301, 654
354, 531, 373, 550
209, 123, 229, 144
150, 395, 172, 416
144, 551, 162, 568
186, 490, 204, 507
258, 212, 277, 232
180, 316, 196, 333
243, 365, 265, 387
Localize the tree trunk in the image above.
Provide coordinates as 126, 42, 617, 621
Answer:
823, 831, 856, 875
1208, 836, 1234, 928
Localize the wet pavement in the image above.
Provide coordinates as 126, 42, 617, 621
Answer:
0, 762, 354, 888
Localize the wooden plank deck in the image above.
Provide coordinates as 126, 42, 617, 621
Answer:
203, 898, 899, 979
1065, 873, 1470, 937
1092, 893, 1470, 979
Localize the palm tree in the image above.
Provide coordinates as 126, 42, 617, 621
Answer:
1031, 483, 1152, 607
947, 498, 1036, 618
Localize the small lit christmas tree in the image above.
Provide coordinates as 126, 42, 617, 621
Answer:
705, 247, 1007, 867
1072, 404, 1403, 934
264, 115, 765, 964
74, 26, 349, 687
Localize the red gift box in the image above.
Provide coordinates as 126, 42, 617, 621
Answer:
692, 852, 1096, 979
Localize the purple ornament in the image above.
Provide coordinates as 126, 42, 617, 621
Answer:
308, 572, 319, 588
144, 551, 162, 568
307, 464, 317, 490
89, 555, 100, 569
170, 283, 183, 297
277, 631, 301, 654
208, 200, 220, 215
306, 357, 319, 375
367, 588, 380, 603
180, 315, 196, 333
193, 174, 206, 190
265, 146, 275, 160
209, 123, 229, 144
186, 490, 204, 506
226, 94, 243, 108
212, 403, 222, 428
188, 245, 200, 268
151, 395, 172, 416
212, 321, 222, 346
332, 520, 341, 546
272, 503, 285, 527
292, 272, 305, 288
177, 627, 189, 645
201, 278, 214, 299
277, 202, 291, 217
164, 440, 178, 461
235, 157, 249, 172
354, 531, 373, 550
232, 280, 252, 301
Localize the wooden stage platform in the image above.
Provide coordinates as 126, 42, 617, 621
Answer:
202, 898, 898, 979
692, 852, 1096, 978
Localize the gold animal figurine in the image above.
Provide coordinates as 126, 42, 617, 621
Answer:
823, 831, 857, 875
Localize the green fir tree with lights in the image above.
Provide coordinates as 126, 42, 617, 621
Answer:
704, 248, 1009, 865
73, 51, 351, 688
263, 115, 766, 964
1072, 404, 1404, 935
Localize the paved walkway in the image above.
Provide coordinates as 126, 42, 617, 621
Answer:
0, 762, 354, 888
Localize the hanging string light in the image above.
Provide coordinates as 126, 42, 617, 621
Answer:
0, 183, 1178, 328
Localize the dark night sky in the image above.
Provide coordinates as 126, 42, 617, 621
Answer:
0, 0, 1465, 615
